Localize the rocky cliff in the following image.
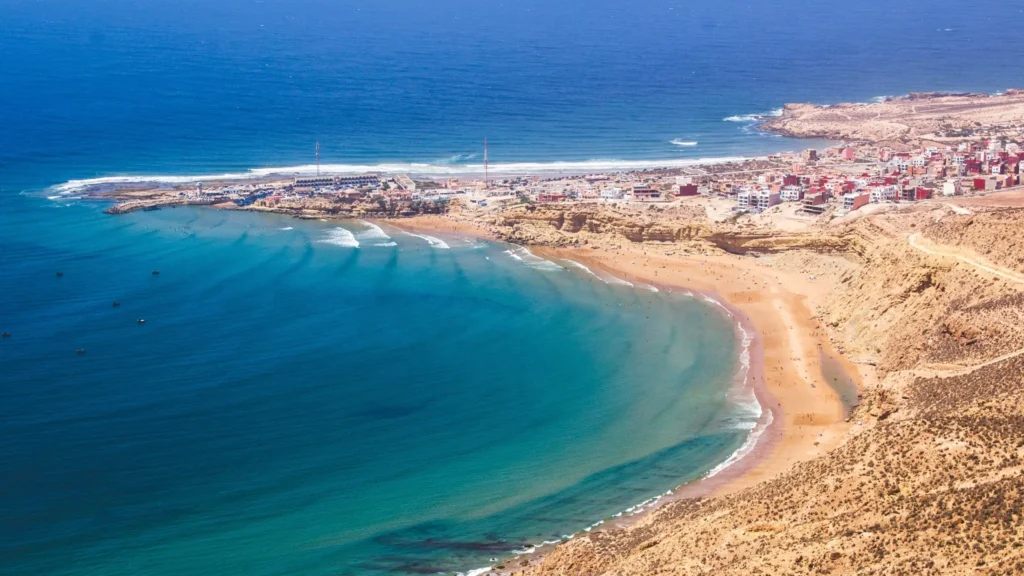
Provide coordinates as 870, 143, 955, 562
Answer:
487, 204, 713, 246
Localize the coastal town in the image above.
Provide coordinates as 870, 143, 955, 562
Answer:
88, 91, 1024, 225
97, 135, 1024, 228
41, 90, 1024, 575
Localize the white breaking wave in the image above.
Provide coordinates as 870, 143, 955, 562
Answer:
504, 246, 563, 271
563, 259, 600, 278
604, 274, 633, 287
279, 226, 294, 231
317, 227, 359, 248
670, 139, 698, 147
356, 221, 390, 240
403, 232, 450, 249
723, 108, 783, 122
458, 568, 492, 576
702, 294, 732, 317
355, 221, 396, 246
51, 156, 754, 194
705, 321, 770, 478
706, 409, 773, 478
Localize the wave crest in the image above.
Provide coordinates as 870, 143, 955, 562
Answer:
317, 227, 359, 248
51, 156, 753, 194
723, 108, 783, 122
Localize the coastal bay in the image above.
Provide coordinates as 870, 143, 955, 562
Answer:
4, 0, 1024, 572
0, 201, 761, 576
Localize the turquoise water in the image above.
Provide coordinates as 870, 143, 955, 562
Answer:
3, 1, 1020, 573
1, 195, 748, 575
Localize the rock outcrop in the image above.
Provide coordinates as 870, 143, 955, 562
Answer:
760, 90, 1024, 144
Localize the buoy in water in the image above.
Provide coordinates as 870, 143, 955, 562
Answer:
137, 319, 146, 325
56, 272, 64, 277
112, 301, 121, 307
76, 349, 86, 355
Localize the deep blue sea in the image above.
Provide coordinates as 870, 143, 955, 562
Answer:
2, 1, 1023, 574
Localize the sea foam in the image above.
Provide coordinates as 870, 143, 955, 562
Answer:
723, 108, 783, 122
317, 227, 360, 248
504, 246, 563, 271
705, 321, 769, 478
403, 232, 450, 249
355, 221, 395, 246
51, 156, 754, 194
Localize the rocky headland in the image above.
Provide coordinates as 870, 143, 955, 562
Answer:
761, 90, 1024, 147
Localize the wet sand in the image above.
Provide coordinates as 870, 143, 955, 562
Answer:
533, 245, 854, 498
393, 216, 859, 573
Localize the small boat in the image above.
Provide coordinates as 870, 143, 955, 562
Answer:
76, 349, 86, 355
137, 319, 146, 325
112, 301, 121, 307
56, 272, 64, 277
152, 270, 160, 276
1, 332, 10, 338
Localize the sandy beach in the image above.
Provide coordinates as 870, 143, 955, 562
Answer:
391, 214, 864, 575
396, 213, 859, 499
530, 245, 855, 498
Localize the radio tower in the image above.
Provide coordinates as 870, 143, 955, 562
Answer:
315, 141, 320, 177
484, 137, 489, 188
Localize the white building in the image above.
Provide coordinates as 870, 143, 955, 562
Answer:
842, 192, 870, 211
780, 186, 804, 202
601, 187, 624, 200
942, 179, 963, 197
738, 189, 781, 211
870, 185, 898, 203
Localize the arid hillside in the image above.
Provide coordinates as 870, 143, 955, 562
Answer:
464, 201, 1024, 576
760, 90, 1024, 145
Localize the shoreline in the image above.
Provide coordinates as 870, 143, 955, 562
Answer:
389, 217, 855, 574
532, 246, 852, 499
50, 155, 763, 195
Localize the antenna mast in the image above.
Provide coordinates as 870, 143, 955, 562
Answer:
315, 141, 320, 177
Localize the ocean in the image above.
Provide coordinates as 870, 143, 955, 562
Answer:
1, 202, 750, 575
1, 0, 1022, 574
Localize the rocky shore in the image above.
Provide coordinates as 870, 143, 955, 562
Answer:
761, 89, 1024, 147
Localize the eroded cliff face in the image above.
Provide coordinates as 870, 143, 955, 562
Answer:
488, 204, 713, 246
250, 197, 447, 219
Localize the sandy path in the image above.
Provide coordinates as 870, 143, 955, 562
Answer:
910, 345, 1024, 378
909, 232, 1024, 284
